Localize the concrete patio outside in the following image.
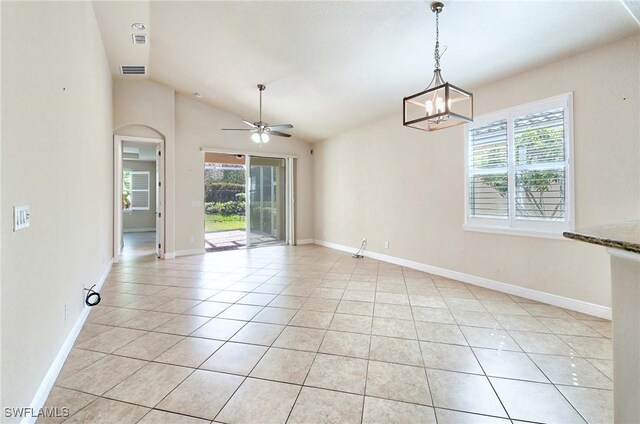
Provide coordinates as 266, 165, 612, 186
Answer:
204, 230, 282, 252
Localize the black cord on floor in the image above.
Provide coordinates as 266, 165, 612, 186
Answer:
352, 240, 367, 259
84, 284, 101, 307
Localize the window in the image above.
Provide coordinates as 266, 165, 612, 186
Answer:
464, 93, 573, 238
123, 170, 150, 210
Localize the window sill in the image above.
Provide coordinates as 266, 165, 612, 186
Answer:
463, 224, 570, 240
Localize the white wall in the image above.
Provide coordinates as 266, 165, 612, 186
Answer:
123, 160, 157, 231
1, 1, 113, 416
314, 35, 640, 308
113, 80, 315, 256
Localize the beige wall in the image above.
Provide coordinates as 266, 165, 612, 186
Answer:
1, 1, 113, 415
0, 0, 4, 411
314, 36, 640, 308
174, 93, 314, 252
113, 80, 315, 255
123, 160, 157, 231
113, 80, 175, 253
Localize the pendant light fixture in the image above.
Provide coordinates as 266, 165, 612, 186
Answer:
403, 2, 473, 131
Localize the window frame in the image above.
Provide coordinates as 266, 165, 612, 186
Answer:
463, 93, 574, 239
123, 170, 151, 211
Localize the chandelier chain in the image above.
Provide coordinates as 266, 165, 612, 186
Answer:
434, 8, 440, 70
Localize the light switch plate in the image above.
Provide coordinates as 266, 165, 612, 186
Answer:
14, 205, 30, 231
191, 200, 202, 207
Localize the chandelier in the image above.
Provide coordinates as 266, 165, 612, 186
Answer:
403, 2, 473, 131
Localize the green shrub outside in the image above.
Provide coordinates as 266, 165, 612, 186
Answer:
204, 182, 245, 202
205, 193, 246, 217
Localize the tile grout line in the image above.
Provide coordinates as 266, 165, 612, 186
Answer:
55, 375, 536, 424
209, 312, 288, 424
406, 269, 438, 422
499, 325, 592, 423
57, 244, 611, 423
360, 260, 378, 423
284, 261, 357, 423
455, 314, 513, 422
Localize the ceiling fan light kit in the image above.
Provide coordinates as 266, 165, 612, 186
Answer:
403, 2, 473, 132
251, 132, 269, 144
222, 84, 294, 145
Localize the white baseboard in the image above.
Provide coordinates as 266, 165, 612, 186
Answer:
314, 239, 611, 320
164, 252, 176, 259
296, 239, 315, 245
123, 228, 156, 233
175, 248, 206, 257
23, 258, 113, 424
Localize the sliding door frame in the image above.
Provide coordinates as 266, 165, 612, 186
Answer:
201, 147, 296, 247
245, 154, 252, 248
286, 157, 295, 245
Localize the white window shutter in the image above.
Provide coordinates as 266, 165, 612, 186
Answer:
130, 171, 150, 210
465, 93, 573, 237
513, 108, 566, 221
468, 119, 509, 219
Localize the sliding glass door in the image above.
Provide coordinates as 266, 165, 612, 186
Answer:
246, 156, 287, 247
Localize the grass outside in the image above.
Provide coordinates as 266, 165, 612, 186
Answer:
205, 213, 246, 232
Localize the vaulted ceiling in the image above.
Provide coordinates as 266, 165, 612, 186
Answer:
93, 1, 639, 142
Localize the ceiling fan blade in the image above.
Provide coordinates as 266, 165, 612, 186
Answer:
242, 120, 257, 128
268, 131, 292, 138
221, 128, 255, 131
266, 124, 293, 131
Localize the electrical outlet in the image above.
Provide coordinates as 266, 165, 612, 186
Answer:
363, 237, 367, 243
384, 241, 389, 249
189, 236, 195, 243
64, 303, 68, 321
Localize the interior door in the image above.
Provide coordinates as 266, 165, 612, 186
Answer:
246, 156, 287, 247
155, 144, 163, 258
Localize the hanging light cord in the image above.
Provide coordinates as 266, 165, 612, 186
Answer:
84, 284, 101, 307
259, 88, 263, 123
434, 7, 441, 70
352, 239, 367, 259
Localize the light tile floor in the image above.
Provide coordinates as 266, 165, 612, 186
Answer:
40, 234, 613, 423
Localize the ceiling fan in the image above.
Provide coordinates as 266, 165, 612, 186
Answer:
222, 84, 293, 144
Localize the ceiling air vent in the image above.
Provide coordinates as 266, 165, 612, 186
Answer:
121, 65, 146, 75
131, 34, 148, 45
123, 152, 140, 160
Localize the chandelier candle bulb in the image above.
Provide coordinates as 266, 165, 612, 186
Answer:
425, 100, 434, 115
403, 2, 474, 131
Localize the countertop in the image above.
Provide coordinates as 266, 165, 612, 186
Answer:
563, 220, 640, 254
